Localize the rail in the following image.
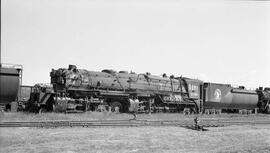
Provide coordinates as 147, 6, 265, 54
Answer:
1, 119, 270, 128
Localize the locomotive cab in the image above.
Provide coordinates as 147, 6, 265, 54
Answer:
181, 78, 204, 112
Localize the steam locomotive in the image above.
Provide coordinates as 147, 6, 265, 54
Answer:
46, 65, 270, 114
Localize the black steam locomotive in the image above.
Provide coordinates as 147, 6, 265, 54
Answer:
46, 65, 270, 114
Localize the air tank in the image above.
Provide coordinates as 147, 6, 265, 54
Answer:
0, 64, 22, 105
203, 83, 258, 110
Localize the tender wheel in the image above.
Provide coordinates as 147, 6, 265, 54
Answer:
110, 102, 122, 113
52, 104, 55, 112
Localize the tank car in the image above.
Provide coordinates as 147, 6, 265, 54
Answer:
0, 63, 22, 110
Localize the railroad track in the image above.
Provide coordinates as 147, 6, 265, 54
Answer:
1, 119, 270, 128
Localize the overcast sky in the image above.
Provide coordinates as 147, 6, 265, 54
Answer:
1, 0, 270, 88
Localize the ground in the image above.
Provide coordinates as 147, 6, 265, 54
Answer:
0, 125, 270, 153
0, 113, 270, 153
1, 112, 270, 122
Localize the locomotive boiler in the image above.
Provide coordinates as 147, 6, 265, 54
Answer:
50, 65, 203, 113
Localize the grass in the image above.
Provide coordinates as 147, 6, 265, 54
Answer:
0, 125, 269, 153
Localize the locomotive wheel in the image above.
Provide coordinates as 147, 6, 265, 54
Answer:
39, 107, 47, 114
110, 102, 123, 113
265, 103, 270, 114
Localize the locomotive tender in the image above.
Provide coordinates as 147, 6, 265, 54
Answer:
48, 65, 270, 114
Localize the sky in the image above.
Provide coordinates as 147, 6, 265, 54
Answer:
1, 0, 270, 88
